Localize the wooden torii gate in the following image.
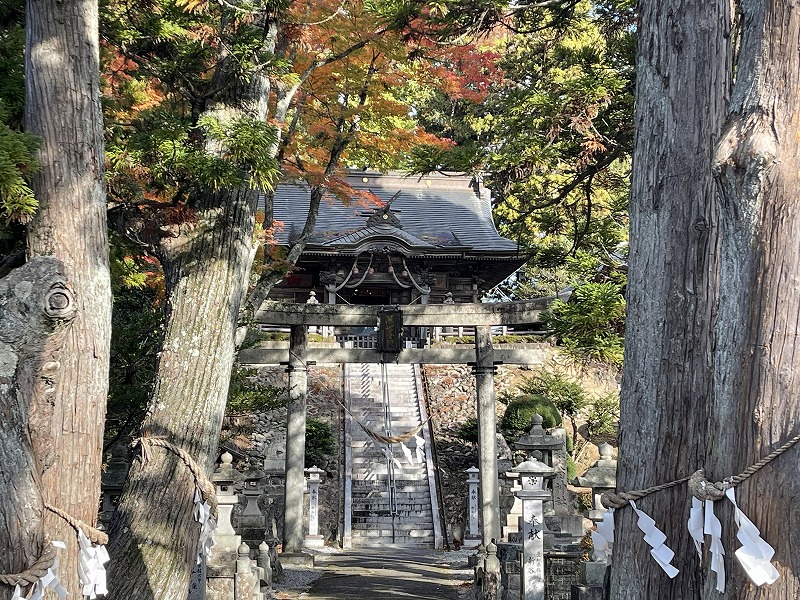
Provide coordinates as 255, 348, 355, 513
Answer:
241, 299, 549, 559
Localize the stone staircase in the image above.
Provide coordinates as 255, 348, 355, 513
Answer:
343, 363, 442, 549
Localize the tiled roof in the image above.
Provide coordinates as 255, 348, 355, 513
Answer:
322, 223, 441, 250
272, 170, 520, 254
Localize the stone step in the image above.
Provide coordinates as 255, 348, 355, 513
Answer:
351, 519, 434, 528
351, 489, 429, 498
352, 504, 433, 514
351, 480, 424, 489
350, 496, 431, 505
351, 538, 435, 548
345, 363, 436, 549
351, 476, 429, 485
351, 470, 428, 479
350, 526, 436, 537
351, 495, 432, 505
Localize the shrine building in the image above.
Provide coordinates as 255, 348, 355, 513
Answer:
270, 170, 526, 310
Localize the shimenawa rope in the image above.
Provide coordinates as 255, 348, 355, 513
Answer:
601, 429, 800, 509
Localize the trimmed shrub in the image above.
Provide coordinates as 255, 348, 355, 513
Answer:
305, 418, 335, 468
501, 394, 562, 436
519, 369, 588, 421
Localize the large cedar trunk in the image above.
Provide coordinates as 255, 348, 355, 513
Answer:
23, 0, 111, 596
611, 0, 731, 597
105, 187, 258, 599
707, 1, 800, 597
0, 259, 77, 600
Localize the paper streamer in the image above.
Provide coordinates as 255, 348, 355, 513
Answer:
591, 508, 614, 561
704, 500, 726, 592
381, 447, 402, 469
725, 487, 779, 586
193, 487, 217, 564
687, 497, 704, 557
13, 541, 69, 600
412, 434, 425, 465
399, 443, 414, 466
77, 529, 110, 599
629, 501, 679, 578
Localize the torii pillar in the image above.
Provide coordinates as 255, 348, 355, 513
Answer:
283, 324, 308, 555
474, 325, 500, 544
475, 325, 501, 600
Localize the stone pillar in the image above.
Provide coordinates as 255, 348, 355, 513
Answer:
283, 324, 308, 554
306, 290, 319, 335
304, 466, 325, 548
324, 285, 336, 337
465, 466, 481, 546
207, 453, 242, 600
420, 290, 430, 346
474, 325, 499, 546
234, 542, 262, 600
257, 542, 272, 590
515, 458, 555, 600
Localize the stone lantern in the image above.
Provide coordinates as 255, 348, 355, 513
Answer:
513, 455, 555, 600
236, 468, 266, 550
99, 444, 130, 528
514, 414, 568, 515
575, 442, 617, 522
212, 452, 242, 553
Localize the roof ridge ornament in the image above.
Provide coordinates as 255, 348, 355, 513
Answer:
364, 190, 403, 228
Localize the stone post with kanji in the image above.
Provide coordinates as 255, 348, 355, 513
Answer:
514, 455, 555, 600
304, 466, 325, 548
465, 466, 481, 548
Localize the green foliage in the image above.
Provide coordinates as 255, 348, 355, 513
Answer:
456, 417, 479, 443
305, 418, 335, 468
518, 369, 588, 419
543, 280, 625, 365
0, 102, 40, 223
0, 20, 25, 127
403, 0, 633, 314
501, 394, 562, 436
101, 0, 287, 209
196, 115, 280, 192
585, 392, 620, 437
109, 233, 160, 290
226, 366, 285, 414
566, 455, 578, 481
106, 286, 164, 449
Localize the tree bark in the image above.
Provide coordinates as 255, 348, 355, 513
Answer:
611, 0, 731, 598
106, 187, 258, 599
24, 0, 111, 596
708, 1, 800, 597
0, 259, 77, 600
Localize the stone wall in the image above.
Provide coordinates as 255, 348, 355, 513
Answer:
223, 366, 344, 546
